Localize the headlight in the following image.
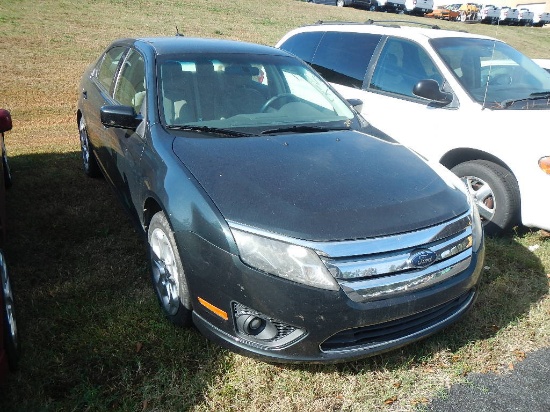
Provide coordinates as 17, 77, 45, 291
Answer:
433, 163, 483, 250
231, 228, 340, 291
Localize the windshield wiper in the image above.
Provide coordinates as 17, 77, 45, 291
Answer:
166, 125, 254, 137
500, 92, 550, 108
260, 125, 349, 135
529, 91, 550, 98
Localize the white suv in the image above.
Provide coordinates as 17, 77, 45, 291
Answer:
277, 22, 550, 235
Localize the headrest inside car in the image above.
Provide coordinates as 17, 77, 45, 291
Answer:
225, 65, 260, 76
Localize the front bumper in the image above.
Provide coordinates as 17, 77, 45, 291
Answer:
180, 222, 485, 363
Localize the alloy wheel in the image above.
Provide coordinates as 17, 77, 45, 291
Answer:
150, 227, 181, 316
462, 175, 495, 224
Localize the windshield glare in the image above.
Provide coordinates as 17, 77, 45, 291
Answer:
431, 37, 550, 109
158, 54, 356, 132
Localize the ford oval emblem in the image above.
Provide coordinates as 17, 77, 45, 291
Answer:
408, 248, 437, 269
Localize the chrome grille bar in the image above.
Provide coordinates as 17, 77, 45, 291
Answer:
340, 251, 472, 302
326, 229, 472, 280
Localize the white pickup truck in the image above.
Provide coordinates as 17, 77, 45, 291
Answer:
479, 5, 501, 24
499, 7, 520, 25
533, 11, 550, 26
405, 0, 434, 16
517, 8, 534, 25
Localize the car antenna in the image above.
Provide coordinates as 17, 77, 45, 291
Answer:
176, 26, 184, 37
481, 11, 503, 110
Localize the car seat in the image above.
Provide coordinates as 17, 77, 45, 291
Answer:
460, 52, 481, 90
161, 62, 197, 124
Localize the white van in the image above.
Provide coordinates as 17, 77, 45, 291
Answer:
277, 22, 550, 235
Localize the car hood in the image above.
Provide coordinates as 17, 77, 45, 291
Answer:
172, 130, 469, 241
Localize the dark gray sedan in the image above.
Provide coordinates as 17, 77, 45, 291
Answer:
77, 37, 484, 363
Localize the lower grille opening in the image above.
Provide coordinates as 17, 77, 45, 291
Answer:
321, 291, 474, 352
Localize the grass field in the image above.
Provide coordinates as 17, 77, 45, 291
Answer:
0, 0, 549, 410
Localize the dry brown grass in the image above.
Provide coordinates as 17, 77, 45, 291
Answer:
0, 1, 549, 411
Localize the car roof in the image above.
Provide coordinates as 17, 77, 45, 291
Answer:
113, 36, 290, 57
287, 21, 498, 42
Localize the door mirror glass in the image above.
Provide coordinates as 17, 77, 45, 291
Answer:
413, 80, 453, 105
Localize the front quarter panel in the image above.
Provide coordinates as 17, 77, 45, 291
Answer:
143, 124, 236, 255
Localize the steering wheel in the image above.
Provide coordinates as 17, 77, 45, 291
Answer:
260, 93, 301, 113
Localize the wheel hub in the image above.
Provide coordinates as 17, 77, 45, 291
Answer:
463, 176, 495, 223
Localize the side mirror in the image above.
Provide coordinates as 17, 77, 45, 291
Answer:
413, 80, 453, 105
347, 98, 363, 112
0, 109, 12, 133
100, 105, 142, 130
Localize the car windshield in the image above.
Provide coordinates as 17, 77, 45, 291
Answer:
157, 53, 357, 134
431, 37, 550, 109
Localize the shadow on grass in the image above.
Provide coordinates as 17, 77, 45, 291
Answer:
0, 152, 233, 411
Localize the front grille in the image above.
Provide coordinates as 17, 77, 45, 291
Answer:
321, 290, 474, 352
324, 212, 474, 303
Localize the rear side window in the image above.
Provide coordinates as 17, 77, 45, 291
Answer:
312, 32, 381, 89
279, 32, 324, 64
280, 31, 381, 89
97, 46, 126, 92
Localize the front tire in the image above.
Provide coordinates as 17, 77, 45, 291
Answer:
1, 251, 19, 371
148, 211, 192, 327
79, 117, 101, 178
2, 151, 12, 189
451, 160, 520, 236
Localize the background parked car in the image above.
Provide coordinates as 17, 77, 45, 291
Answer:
277, 22, 550, 236
533, 58, 550, 73
533, 10, 550, 26
479, 5, 501, 24
458, 3, 479, 21
427, 4, 461, 20
405, 0, 433, 16
341, 0, 378, 8
369, 0, 406, 12
499, 7, 520, 25
0, 108, 19, 385
306, 0, 340, 5
77, 36, 484, 363
517, 8, 535, 26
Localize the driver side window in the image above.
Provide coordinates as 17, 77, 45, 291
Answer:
370, 38, 443, 98
114, 50, 146, 113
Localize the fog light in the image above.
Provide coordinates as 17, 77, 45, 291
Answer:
232, 302, 307, 350
245, 317, 265, 335
237, 315, 278, 340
